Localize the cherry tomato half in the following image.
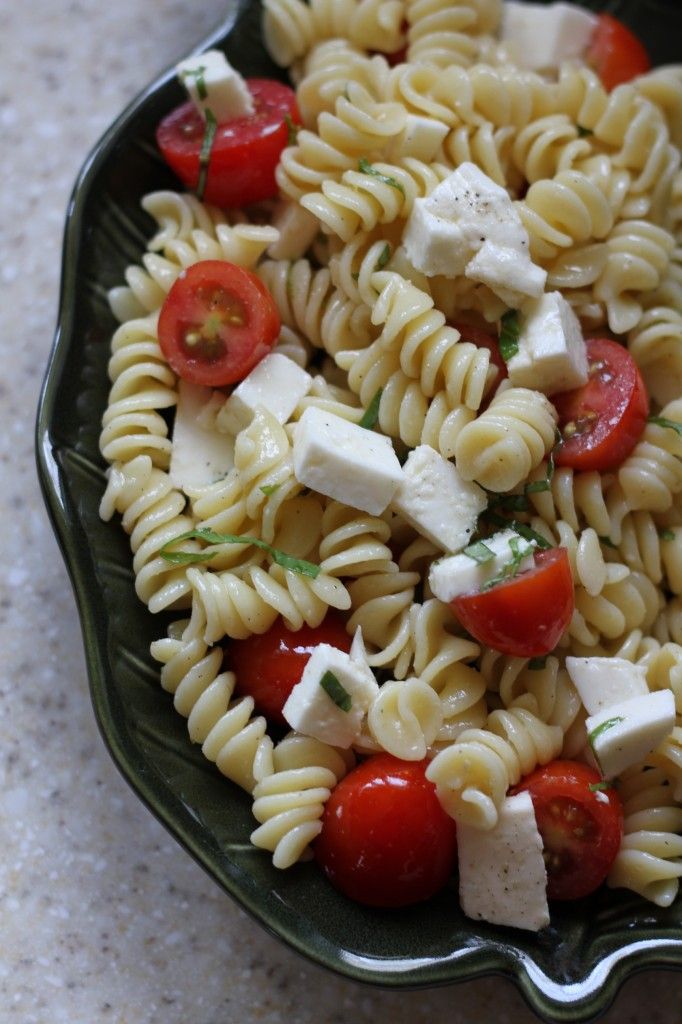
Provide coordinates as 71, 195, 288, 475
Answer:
227, 613, 351, 728
158, 260, 280, 387
157, 79, 301, 207
451, 548, 574, 658
553, 337, 648, 472
586, 14, 651, 92
314, 754, 458, 908
512, 761, 623, 900
450, 320, 507, 391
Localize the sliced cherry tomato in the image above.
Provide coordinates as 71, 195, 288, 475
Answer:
314, 754, 457, 908
512, 761, 623, 900
227, 613, 351, 728
553, 337, 648, 472
157, 260, 280, 387
450, 320, 507, 390
157, 79, 301, 208
586, 14, 651, 92
451, 548, 574, 658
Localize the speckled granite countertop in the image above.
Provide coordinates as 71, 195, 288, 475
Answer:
2, 2, 681, 1021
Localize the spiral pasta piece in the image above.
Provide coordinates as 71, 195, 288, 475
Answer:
295, 40, 391, 126
619, 399, 682, 513
348, 570, 420, 677
516, 170, 615, 264
594, 220, 675, 334
405, 0, 502, 69
318, 500, 396, 578
368, 677, 443, 759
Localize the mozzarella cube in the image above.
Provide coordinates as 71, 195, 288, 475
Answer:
506, 292, 589, 395
170, 380, 234, 491
465, 240, 546, 306
388, 114, 449, 162
391, 445, 487, 552
566, 656, 649, 716
293, 407, 403, 516
458, 792, 550, 932
176, 49, 254, 123
267, 203, 320, 261
586, 690, 676, 779
429, 528, 536, 602
403, 163, 546, 301
282, 643, 379, 748
216, 354, 312, 435
501, 2, 598, 72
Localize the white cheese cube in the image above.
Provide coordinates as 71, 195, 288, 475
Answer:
566, 656, 649, 716
267, 203, 320, 261
458, 792, 550, 932
465, 240, 547, 306
216, 353, 312, 435
170, 380, 234, 491
586, 690, 676, 779
282, 643, 379, 748
506, 292, 589, 396
403, 163, 546, 302
501, 2, 598, 72
176, 49, 254, 123
292, 407, 403, 516
429, 528, 536, 602
391, 445, 487, 552
388, 114, 449, 162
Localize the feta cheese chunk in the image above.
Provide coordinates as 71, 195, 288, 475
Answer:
267, 203, 320, 261
403, 163, 546, 303
458, 792, 550, 932
506, 292, 589, 395
388, 114, 449, 162
216, 354, 312, 435
391, 445, 487, 552
176, 49, 254, 123
586, 690, 676, 779
429, 528, 536, 603
501, 2, 598, 73
566, 656, 649, 716
293, 407, 403, 516
282, 643, 379, 748
169, 380, 234, 491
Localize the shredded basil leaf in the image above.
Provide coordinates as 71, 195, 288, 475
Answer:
482, 511, 553, 550
648, 414, 682, 437
351, 271, 360, 281
358, 158, 405, 195
528, 656, 547, 670
588, 716, 624, 750
284, 113, 299, 145
498, 310, 520, 363
577, 124, 593, 138
159, 528, 321, 577
599, 535, 617, 549
463, 540, 495, 564
481, 536, 529, 591
359, 388, 383, 430
320, 670, 352, 712
660, 528, 676, 541
487, 492, 530, 513
180, 65, 208, 100
375, 243, 391, 270
589, 781, 612, 792
260, 484, 281, 497
196, 108, 217, 200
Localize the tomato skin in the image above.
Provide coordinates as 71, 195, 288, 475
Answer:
314, 754, 458, 908
157, 260, 280, 387
450, 320, 507, 390
227, 613, 351, 728
587, 14, 651, 92
157, 79, 300, 207
451, 548, 574, 658
512, 761, 623, 900
553, 338, 649, 472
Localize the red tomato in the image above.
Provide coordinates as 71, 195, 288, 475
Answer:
512, 761, 623, 900
450, 320, 507, 390
586, 14, 651, 92
314, 754, 457, 908
451, 548, 574, 658
157, 79, 300, 207
227, 613, 351, 728
157, 260, 280, 387
553, 338, 648, 472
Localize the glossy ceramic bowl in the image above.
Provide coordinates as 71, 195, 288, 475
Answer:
36, 1, 682, 1019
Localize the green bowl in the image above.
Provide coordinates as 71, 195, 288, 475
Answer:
36, 1, 682, 1019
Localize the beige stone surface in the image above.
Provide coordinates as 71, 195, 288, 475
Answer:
1, 1, 680, 1021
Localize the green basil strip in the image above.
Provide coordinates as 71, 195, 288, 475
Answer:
482, 511, 553, 550
463, 540, 495, 564
358, 158, 405, 195
359, 388, 383, 430
660, 528, 676, 541
487, 492, 530, 513
320, 670, 352, 712
648, 414, 682, 437
259, 483, 281, 497
196, 108, 217, 200
588, 716, 624, 750
525, 445, 557, 495
160, 528, 321, 577
180, 65, 208, 99
375, 243, 391, 270
498, 310, 520, 363
588, 781, 612, 792
284, 113, 299, 145
528, 656, 547, 670
481, 535, 529, 591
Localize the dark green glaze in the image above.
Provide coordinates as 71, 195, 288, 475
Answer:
36, 1, 682, 1018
